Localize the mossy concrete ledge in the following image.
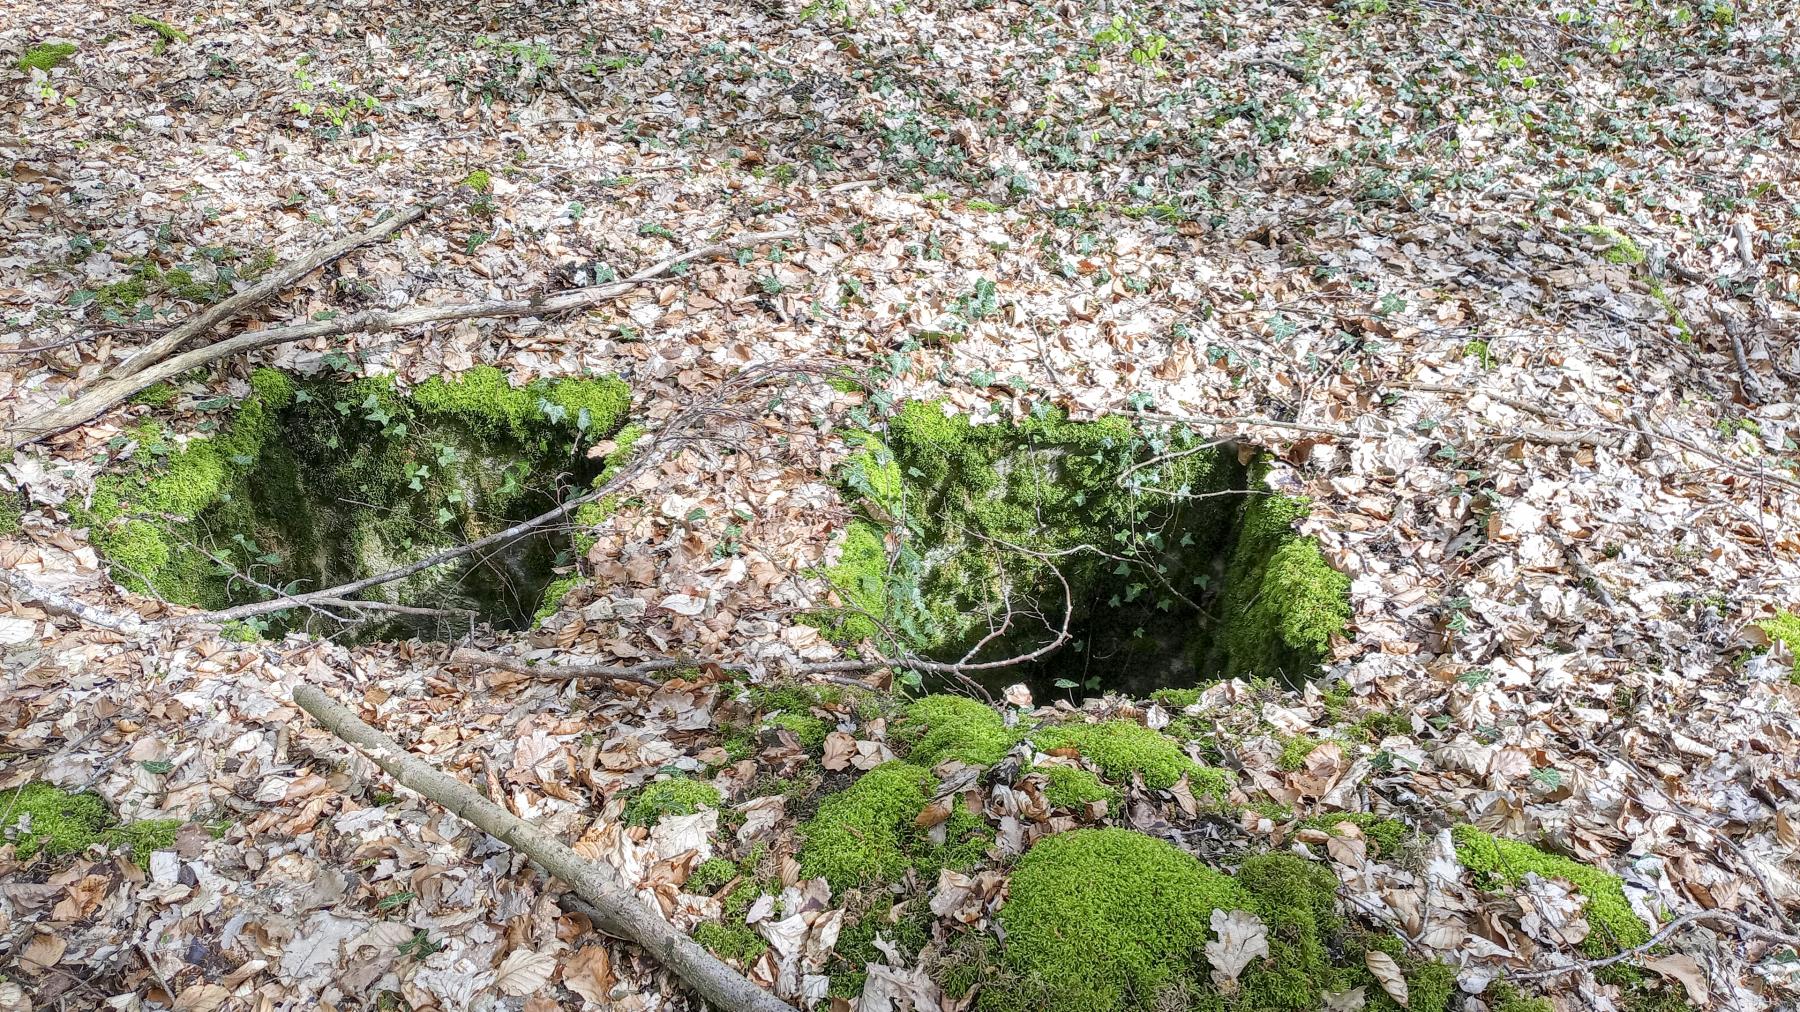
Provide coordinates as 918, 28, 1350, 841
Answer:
813, 401, 1350, 692
72, 365, 633, 637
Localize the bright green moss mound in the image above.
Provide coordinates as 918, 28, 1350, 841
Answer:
1033, 719, 1231, 799
798, 761, 990, 891
1453, 825, 1650, 956
19, 42, 75, 72
1038, 765, 1117, 808
1214, 469, 1351, 681
995, 829, 1247, 1011
694, 921, 767, 964
1756, 611, 1800, 683
0, 489, 22, 536
1, 783, 181, 867
896, 694, 1022, 767
989, 830, 1453, 1012
76, 367, 632, 635
686, 857, 737, 895
625, 776, 721, 827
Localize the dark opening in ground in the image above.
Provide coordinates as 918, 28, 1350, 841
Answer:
77, 366, 634, 641
819, 402, 1350, 700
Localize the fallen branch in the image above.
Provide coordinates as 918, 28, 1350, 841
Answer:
1509, 908, 1800, 981
114, 201, 438, 379
4, 228, 799, 451
450, 647, 676, 687
290, 684, 797, 1012
0, 567, 144, 633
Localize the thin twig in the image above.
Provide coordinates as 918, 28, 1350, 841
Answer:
1509, 908, 1800, 980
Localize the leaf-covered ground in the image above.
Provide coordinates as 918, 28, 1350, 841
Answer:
2, 0, 1798, 1010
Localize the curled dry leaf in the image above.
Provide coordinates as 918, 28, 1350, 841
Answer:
173, 984, 230, 1012
1643, 953, 1710, 1005
494, 948, 558, 997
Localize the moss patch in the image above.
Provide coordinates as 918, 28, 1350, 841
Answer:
895, 694, 1022, 768
19, 42, 75, 72
694, 920, 768, 965
1032, 719, 1231, 799
1298, 812, 1407, 856
1037, 765, 1117, 808
0, 489, 22, 536
76, 366, 632, 638
1453, 824, 1650, 956
624, 776, 721, 827
797, 761, 989, 891
987, 829, 1454, 1012
1, 783, 181, 867
1574, 224, 1647, 266
1756, 611, 1800, 683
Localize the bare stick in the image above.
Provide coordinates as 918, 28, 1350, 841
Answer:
113, 202, 438, 379
450, 647, 676, 686
1509, 908, 1800, 981
4, 228, 799, 451
290, 684, 798, 1012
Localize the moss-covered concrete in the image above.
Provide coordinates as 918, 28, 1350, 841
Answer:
985, 828, 1453, 1012
816, 401, 1350, 693
1453, 824, 1650, 957
75, 366, 631, 637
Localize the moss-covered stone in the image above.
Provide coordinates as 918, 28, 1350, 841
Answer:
797, 761, 989, 891
1212, 466, 1350, 681
1453, 824, 1650, 956
624, 776, 720, 827
19, 42, 75, 72
1032, 719, 1231, 799
76, 366, 632, 637
895, 694, 1021, 767
986, 829, 1453, 1012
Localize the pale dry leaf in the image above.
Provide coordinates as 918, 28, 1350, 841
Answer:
0, 981, 26, 1012
1643, 953, 1710, 1005
821, 730, 856, 771
17, 933, 64, 975
1323, 985, 1367, 1011
1364, 949, 1408, 1007
1204, 909, 1269, 988
494, 948, 559, 997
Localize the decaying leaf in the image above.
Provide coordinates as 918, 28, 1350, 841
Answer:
1205, 909, 1269, 988
494, 948, 558, 996
1364, 949, 1408, 1007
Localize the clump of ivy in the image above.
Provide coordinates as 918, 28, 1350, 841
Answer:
1453, 825, 1650, 956
1032, 719, 1231, 799
624, 776, 721, 827
1, 783, 182, 868
19, 42, 76, 72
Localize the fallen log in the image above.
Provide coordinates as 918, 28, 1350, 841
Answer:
291, 683, 798, 1012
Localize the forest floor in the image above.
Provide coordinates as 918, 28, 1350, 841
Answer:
2, 0, 1799, 1010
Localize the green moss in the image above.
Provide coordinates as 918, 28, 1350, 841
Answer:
1151, 687, 1202, 708
694, 921, 768, 965
1488, 983, 1555, 1012
0, 489, 22, 536
1452, 825, 1650, 956
812, 520, 890, 642
534, 574, 583, 624
411, 366, 629, 450
1038, 765, 1117, 808
128, 14, 190, 51
623, 776, 721, 827
798, 761, 988, 891
461, 169, 494, 192
132, 382, 177, 408
896, 694, 1021, 768
830, 898, 933, 997
687, 857, 738, 895
765, 711, 830, 749
994, 829, 1248, 1010
1215, 472, 1350, 681
1, 784, 180, 868
1032, 720, 1231, 799
1574, 224, 1647, 266
1756, 612, 1800, 683
1463, 339, 1496, 368
1277, 736, 1320, 770
19, 42, 75, 72
1297, 812, 1407, 856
